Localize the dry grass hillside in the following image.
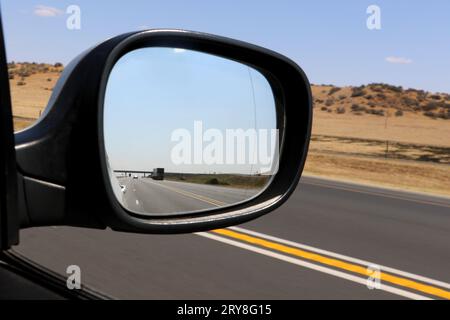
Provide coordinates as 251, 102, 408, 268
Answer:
312, 84, 450, 147
8, 62, 63, 131
308, 84, 450, 196
7, 63, 450, 196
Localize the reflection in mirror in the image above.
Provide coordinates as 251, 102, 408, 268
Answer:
104, 47, 279, 216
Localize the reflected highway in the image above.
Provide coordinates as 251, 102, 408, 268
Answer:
118, 178, 261, 214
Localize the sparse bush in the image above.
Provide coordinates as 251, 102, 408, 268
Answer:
8, 73, 14, 80
423, 111, 437, 119
321, 107, 328, 111
386, 85, 403, 93
54, 62, 63, 68
417, 90, 428, 100
430, 94, 441, 100
206, 178, 220, 185
402, 97, 418, 108
336, 107, 346, 114
441, 110, 450, 119
47, 78, 52, 82
423, 102, 439, 111
18, 71, 31, 78
315, 99, 324, 104
376, 93, 387, 99
371, 83, 403, 93
351, 87, 367, 97
365, 94, 373, 100
338, 95, 346, 100
328, 87, 341, 95
395, 110, 404, 117
371, 86, 383, 92
351, 104, 366, 112
438, 109, 446, 116
366, 109, 384, 116
17, 81, 26, 86
325, 99, 334, 107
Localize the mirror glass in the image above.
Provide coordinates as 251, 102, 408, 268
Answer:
104, 47, 279, 216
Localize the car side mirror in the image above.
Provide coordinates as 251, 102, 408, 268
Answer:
14, 30, 312, 234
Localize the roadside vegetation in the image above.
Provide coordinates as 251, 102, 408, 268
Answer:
313, 83, 450, 120
165, 173, 270, 189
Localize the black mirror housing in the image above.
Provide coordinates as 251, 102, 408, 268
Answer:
14, 30, 312, 234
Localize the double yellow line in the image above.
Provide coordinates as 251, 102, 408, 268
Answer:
152, 180, 450, 299
213, 228, 450, 300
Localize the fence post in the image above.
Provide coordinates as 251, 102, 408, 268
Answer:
385, 140, 389, 159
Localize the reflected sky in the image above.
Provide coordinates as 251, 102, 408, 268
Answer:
104, 48, 276, 174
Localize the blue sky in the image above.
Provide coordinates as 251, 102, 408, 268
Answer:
1, 0, 450, 93
104, 48, 276, 174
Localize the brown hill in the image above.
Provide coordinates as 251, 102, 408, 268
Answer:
8, 62, 450, 142
312, 83, 450, 120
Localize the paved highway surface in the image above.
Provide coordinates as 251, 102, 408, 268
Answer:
14, 176, 450, 299
118, 178, 260, 214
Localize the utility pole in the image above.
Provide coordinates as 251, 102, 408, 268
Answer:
384, 109, 389, 129
384, 109, 389, 159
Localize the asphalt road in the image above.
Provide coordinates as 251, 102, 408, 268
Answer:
118, 178, 260, 215
14, 176, 450, 300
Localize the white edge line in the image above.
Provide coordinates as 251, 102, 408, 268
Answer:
302, 174, 450, 203
301, 178, 450, 208
230, 226, 450, 290
197, 232, 431, 300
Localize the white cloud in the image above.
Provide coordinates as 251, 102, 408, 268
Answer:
385, 56, 413, 64
34, 5, 63, 17
174, 48, 186, 53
